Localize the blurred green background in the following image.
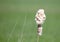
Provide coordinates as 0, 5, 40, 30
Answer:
0, 0, 60, 42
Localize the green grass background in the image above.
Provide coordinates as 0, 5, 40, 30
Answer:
0, 0, 60, 42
